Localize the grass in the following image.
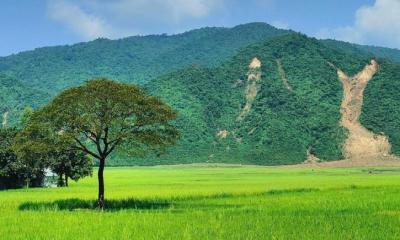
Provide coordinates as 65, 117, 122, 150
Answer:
1, 165, 400, 239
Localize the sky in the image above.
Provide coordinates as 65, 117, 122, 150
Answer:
1, 0, 399, 56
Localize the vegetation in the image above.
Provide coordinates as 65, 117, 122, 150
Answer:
0, 74, 49, 125
1, 23, 400, 166
361, 59, 400, 154
322, 39, 400, 63
24, 79, 178, 208
0, 23, 289, 96
139, 34, 372, 165
0, 108, 93, 189
1, 166, 400, 239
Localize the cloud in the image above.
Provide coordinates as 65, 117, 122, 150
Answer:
271, 21, 289, 30
47, 0, 223, 40
47, 0, 112, 40
317, 0, 400, 48
111, 0, 222, 22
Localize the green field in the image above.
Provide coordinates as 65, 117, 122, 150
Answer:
1, 165, 400, 239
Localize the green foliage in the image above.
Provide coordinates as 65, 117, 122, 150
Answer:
25, 79, 179, 207
30, 79, 179, 162
322, 39, 400, 63
141, 34, 372, 165
0, 128, 24, 189
361, 59, 400, 154
0, 75, 49, 125
0, 127, 44, 189
48, 151, 93, 187
2, 23, 400, 166
0, 23, 289, 97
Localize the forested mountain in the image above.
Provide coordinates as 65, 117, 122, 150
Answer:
0, 23, 290, 95
0, 23, 291, 124
322, 39, 400, 63
127, 33, 400, 166
1, 23, 400, 165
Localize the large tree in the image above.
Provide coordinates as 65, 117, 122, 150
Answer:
28, 79, 179, 209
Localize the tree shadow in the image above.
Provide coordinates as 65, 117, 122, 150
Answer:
19, 198, 171, 212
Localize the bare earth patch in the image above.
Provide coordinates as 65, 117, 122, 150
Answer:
237, 57, 262, 121
294, 60, 400, 168
338, 59, 391, 160
216, 129, 229, 139
276, 59, 293, 92
2, 111, 8, 127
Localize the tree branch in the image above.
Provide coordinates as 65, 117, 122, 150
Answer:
73, 137, 101, 159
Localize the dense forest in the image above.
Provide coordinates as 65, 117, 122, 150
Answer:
1, 23, 400, 166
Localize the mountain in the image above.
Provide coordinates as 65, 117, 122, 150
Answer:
124, 33, 400, 166
321, 39, 400, 63
1, 23, 400, 166
0, 23, 289, 94
0, 23, 291, 124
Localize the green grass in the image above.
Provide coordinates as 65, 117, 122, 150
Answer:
2, 165, 400, 239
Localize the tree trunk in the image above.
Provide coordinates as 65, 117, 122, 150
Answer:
58, 175, 64, 187
97, 158, 105, 210
25, 178, 30, 189
65, 175, 69, 187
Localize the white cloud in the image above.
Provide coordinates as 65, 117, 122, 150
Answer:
47, 0, 223, 40
271, 21, 289, 30
317, 0, 400, 48
47, 0, 112, 40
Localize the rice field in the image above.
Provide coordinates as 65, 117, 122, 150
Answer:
1, 165, 400, 239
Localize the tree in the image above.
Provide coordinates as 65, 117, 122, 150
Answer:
14, 119, 93, 188
29, 79, 179, 209
49, 151, 92, 187
0, 128, 24, 189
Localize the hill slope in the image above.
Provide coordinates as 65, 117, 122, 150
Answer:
125, 33, 400, 166
1, 23, 400, 166
0, 23, 289, 96
0, 74, 49, 126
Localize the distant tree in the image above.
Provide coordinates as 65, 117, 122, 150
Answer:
12, 123, 48, 188
0, 128, 25, 189
27, 79, 179, 209
49, 151, 92, 187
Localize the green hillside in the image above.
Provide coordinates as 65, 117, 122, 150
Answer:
322, 39, 400, 63
1, 23, 400, 166
361, 59, 400, 155
0, 74, 49, 126
126, 34, 373, 166
0, 23, 289, 96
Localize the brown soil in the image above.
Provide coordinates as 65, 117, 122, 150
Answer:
338, 59, 391, 160
237, 58, 262, 121
249, 57, 261, 68
276, 59, 293, 92
2, 111, 8, 128
216, 129, 229, 139
291, 156, 400, 168
304, 147, 321, 164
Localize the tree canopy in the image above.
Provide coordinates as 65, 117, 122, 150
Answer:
27, 79, 179, 208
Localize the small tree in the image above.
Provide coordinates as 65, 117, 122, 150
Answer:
49, 151, 92, 187
28, 79, 179, 209
0, 128, 25, 189
12, 123, 48, 188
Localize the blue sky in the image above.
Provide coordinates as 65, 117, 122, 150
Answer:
1, 0, 399, 56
